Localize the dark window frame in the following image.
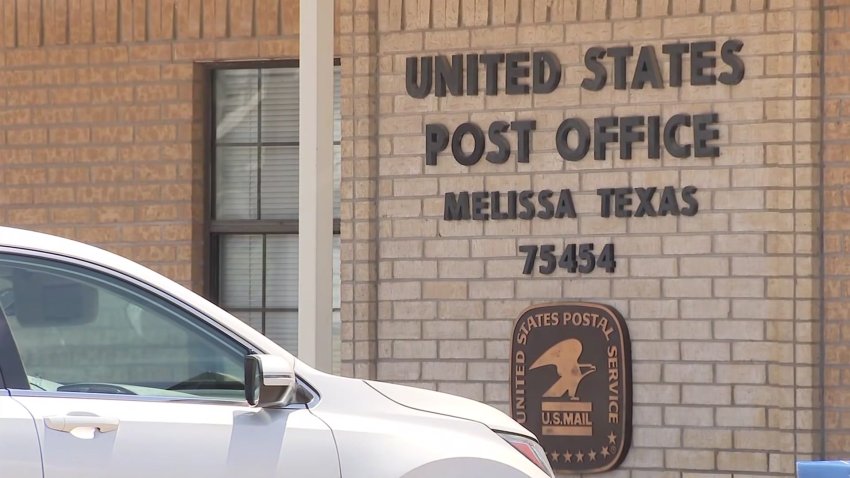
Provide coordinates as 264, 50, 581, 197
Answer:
202, 59, 342, 343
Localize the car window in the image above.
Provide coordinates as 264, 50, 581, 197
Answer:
0, 253, 249, 401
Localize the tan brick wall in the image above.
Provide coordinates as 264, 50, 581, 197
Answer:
824, 0, 850, 460
0, 0, 842, 474
340, 0, 824, 474
338, 0, 380, 379
0, 0, 336, 292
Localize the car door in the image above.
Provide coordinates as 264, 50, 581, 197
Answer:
0, 250, 339, 478
0, 318, 42, 478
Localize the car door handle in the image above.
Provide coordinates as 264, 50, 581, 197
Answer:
44, 415, 120, 434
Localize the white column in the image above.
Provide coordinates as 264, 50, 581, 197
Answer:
298, 0, 334, 372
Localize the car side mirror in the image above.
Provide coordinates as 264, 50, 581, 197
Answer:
244, 354, 296, 408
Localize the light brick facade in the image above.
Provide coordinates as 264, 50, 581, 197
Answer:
4, 0, 850, 475
340, 0, 825, 476
824, 0, 850, 459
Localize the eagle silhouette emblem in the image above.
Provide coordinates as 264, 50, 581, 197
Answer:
530, 338, 597, 399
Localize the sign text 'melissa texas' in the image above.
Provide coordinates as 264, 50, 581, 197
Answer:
511, 302, 632, 474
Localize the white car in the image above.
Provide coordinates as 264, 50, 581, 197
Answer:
0, 226, 552, 478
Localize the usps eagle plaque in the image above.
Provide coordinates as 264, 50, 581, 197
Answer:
511, 302, 632, 473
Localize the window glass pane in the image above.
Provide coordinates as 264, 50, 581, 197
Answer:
0, 255, 247, 400
332, 234, 341, 375
215, 69, 259, 143
265, 235, 299, 308
215, 146, 258, 220
334, 143, 341, 219
261, 68, 300, 143
260, 67, 341, 143
332, 235, 341, 308
259, 144, 340, 220
332, 310, 340, 375
230, 310, 263, 336
333, 70, 341, 142
260, 146, 299, 219
219, 235, 264, 308
265, 311, 298, 355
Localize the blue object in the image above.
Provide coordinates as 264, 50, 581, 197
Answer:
798, 461, 850, 478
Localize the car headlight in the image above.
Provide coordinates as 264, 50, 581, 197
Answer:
498, 432, 554, 477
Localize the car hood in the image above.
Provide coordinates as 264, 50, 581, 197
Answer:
364, 380, 535, 440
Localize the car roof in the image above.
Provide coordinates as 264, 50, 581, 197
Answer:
0, 226, 137, 267
0, 226, 295, 363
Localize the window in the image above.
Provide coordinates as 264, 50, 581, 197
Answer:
209, 63, 342, 372
0, 253, 247, 400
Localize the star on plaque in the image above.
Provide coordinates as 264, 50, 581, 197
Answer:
600, 446, 610, 458
549, 451, 560, 462
563, 451, 573, 462
575, 451, 584, 463
607, 431, 617, 444
588, 450, 597, 461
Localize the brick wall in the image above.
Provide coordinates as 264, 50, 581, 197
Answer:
0, 0, 331, 292
338, 0, 381, 379
823, 0, 850, 460
0, 0, 842, 474
340, 0, 824, 474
